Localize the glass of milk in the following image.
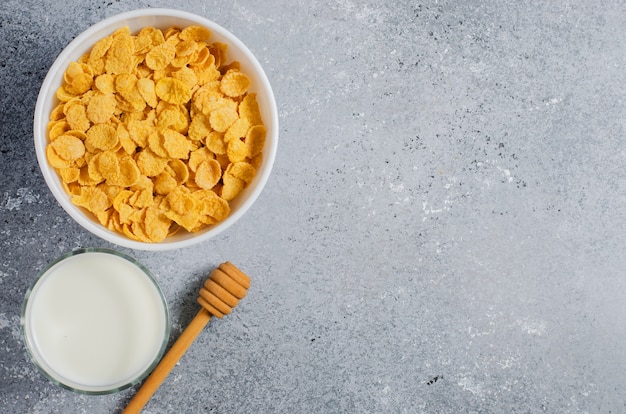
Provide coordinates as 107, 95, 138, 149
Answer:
21, 248, 170, 394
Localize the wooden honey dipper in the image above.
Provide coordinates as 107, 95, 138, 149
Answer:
123, 262, 250, 414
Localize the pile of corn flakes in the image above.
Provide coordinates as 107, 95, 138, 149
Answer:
45, 25, 266, 243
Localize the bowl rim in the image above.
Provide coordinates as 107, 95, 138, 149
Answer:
33, 8, 279, 251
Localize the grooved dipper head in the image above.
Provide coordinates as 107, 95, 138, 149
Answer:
198, 262, 251, 318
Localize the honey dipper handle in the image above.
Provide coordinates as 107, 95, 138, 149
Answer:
123, 308, 212, 414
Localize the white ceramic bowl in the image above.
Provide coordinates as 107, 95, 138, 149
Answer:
34, 8, 278, 251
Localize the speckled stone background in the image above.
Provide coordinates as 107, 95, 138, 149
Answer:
1, 0, 625, 413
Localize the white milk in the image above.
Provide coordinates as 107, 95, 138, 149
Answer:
23, 251, 169, 393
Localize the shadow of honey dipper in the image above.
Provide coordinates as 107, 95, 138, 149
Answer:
123, 262, 250, 414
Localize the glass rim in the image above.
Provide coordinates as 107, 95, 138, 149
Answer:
20, 247, 171, 395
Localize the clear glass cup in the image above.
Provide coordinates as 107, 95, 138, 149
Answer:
21, 248, 170, 394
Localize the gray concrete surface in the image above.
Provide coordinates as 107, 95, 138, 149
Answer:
1, 0, 625, 413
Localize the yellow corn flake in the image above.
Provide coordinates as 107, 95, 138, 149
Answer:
50, 103, 65, 121
171, 66, 198, 90
154, 171, 177, 195
135, 27, 165, 54
188, 147, 214, 172
46, 146, 71, 169
224, 117, 250, 142
113, 189, 133, 211
250, 152, 263, 170
145, 42, 176, 70
129, 221, 152, 242
220, 70, 250, 98
221, 172, 244, 201
127, 119, 153, 148
180, 25, 211, 42
94, 74, 115, 94
94, 209, 112, 226
155, 77, 191, 105
162, 27, 179, 40
205, 131, 227, 155
86, 93, 116, 124
157, 103, 189, 132
194, 159, 222, 190
98, 183, 123, 204
192, 57, 221, 85
85, 124, 118, 152
239, 93, 263, 125
87, 155, 104, 182
66, 72, 94, 95
120, 203, 139, 225
49, 120, 71, 141
137, 78, 158, 108
214, 156, 229, 176
148, 132, 168, 158
168, 159, 189, 184
62, 181, 82, 196
198, 190, 230, 221
58, 167, 80, 183
130, 174, 154, 192
95, 151, 121, 183
62, 98, 82, 115
135, 28, 161, 55
245, 125, 266, 157
162, 128, 192, 159
65, 103, 91, 132
89, 35, 113, 60
117, 157, 141, 187
190, 44, 209, 65
162, 187, 202, 231
56, 85, 77, 102
209, 106, 238, 133
208, 43, 227, 68
49, 135, 85, 161
171, 54, 193, 69
129, 188, 154, 209
87, 57, 105, 77
71, 186, 111, 214
144, 206, 172, 242
105, 31, 135, 74
226, 162, 256, 185
192, 86, 223, 115
136, 149, 168, 177
65, 130, 88, 140
188, 112, 211, 141
226, 137, 248, 163
165, 32, 181, 47
135, 64, 152, 79
106, 211, 122, 232
115, 74, 146, 112
220, 60, 241, 74
64, 62, 83, 83
175, 40, 197, 57
117, 123, 137, 154
79, 164, 103, 186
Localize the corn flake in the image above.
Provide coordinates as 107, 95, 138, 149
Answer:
105, 31, 135, 74
194, 159, 222, 190
85, 124, 118, 152
209, 106, 238, 133
155, 77, 191, 105
86, 93, 116, 124
50, 135, 85, 161
220, 70, 250, 97
145, 43, 176, 70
